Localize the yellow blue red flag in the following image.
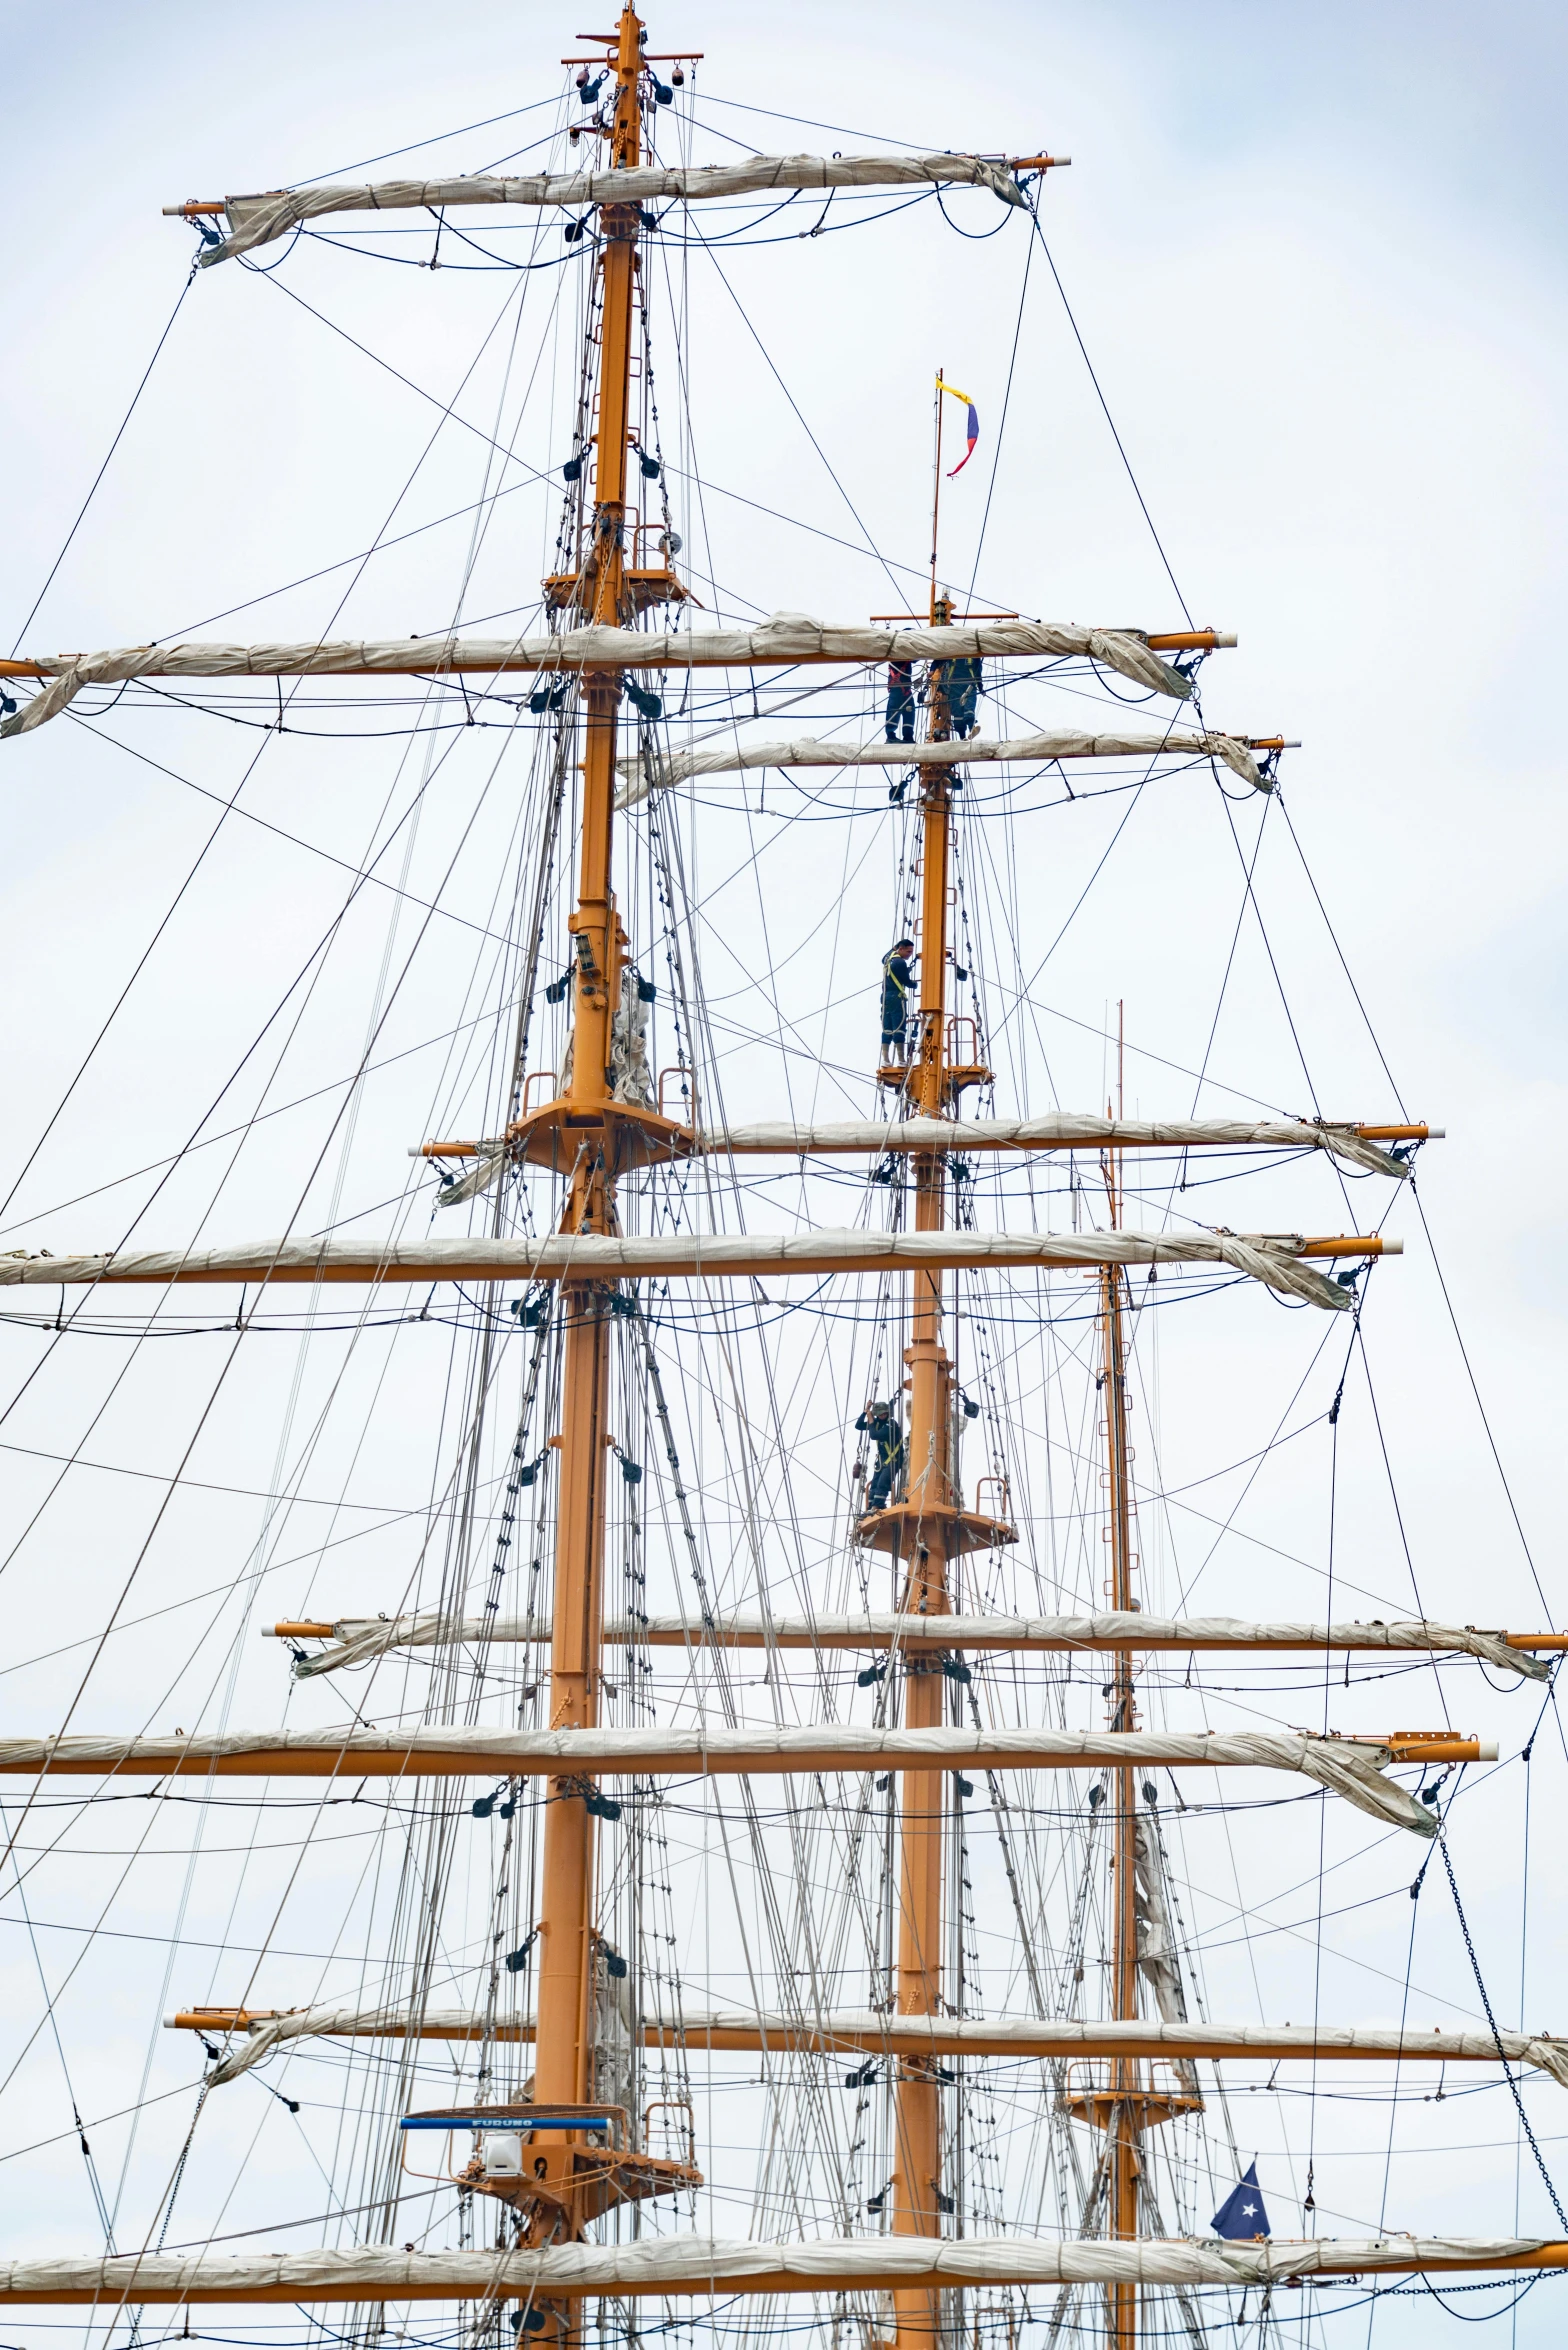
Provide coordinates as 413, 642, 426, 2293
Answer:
936, 377, 979, 476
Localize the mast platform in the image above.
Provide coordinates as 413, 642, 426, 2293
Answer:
543, 562, 694, 617
463, 2139, 700, 2229
877, 1058, 991, 1100
502, 1095, 695, 1174
1060, 2071, 1205, 2132
853, 1500, 1016, 1558
405, 2102, 700, 2232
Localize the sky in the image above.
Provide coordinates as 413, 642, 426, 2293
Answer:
2, 1, 1567, 2341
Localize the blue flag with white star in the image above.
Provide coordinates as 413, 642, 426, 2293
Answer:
1211, 2163, 1270, 2240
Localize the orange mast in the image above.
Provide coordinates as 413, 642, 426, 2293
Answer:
888, 605, 954, 2350
525, 6, 701, 2333
531, 0, 641, 2111
1088, 1009, 1200, 2348
1100, 1009, 1140, 2350
873, 386, 1006, 2350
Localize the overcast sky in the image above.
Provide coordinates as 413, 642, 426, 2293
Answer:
2, 2, 1566, 2336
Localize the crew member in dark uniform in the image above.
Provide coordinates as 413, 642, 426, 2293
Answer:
880, 939, 915, 1064
855, 1400, 905, 1510
885, 659, 916, 745
948, 656, 982, 739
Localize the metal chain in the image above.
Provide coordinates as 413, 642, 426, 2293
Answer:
1439, 1839, 1567, 2230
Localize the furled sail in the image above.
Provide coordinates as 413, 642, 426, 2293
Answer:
190, 153, 1030, 266
0, 617, 1190, 738
0, 1725, 1458, 1835
1133, 1816, 1198, 2085
0, 1227, 1390, 1308
696, 1114, 1420, 1178
277, 1609, 1548, 1680
617, 727, 1265, 806
3, 2237, 1564, 2302
427, 1148, 507, 1208
418, 1112, 1423, 1201
188, 2003, 1568, 2089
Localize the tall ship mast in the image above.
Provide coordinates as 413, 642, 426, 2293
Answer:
1, 14, 1564, 2350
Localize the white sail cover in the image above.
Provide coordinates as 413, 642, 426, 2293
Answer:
698, 1114, 1413, 1179
0, 2236, 1559, 2301
423, 1112, 1411, 1212
1133, 1815, 1196, 2078
0, 618, 1186, 739
618, 727, 1263, 806
282, 1609, 1544, 1680
199, 154, 1028, 266
194, 2003, 1568, 2088
0, 1725, 1443, 1836
0, 1228, 1376, 1309
429, 1148, 507, 1208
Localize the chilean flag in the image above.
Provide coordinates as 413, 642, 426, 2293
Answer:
937, 377, 979, 476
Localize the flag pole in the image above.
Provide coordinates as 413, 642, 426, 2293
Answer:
930, 366, 945, 622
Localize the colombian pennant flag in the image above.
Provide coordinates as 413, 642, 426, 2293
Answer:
937, 377, 979, 476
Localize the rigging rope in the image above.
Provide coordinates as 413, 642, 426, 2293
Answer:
8, 265, 199, 656
1024, 191, 1193, 626
1439, 1839, 1568, 2233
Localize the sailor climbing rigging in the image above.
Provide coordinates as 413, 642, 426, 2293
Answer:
884, 658, 916, 745
947, 655, 982, 739
855, 1400, 905, 1510
880, 938, 916, 1065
